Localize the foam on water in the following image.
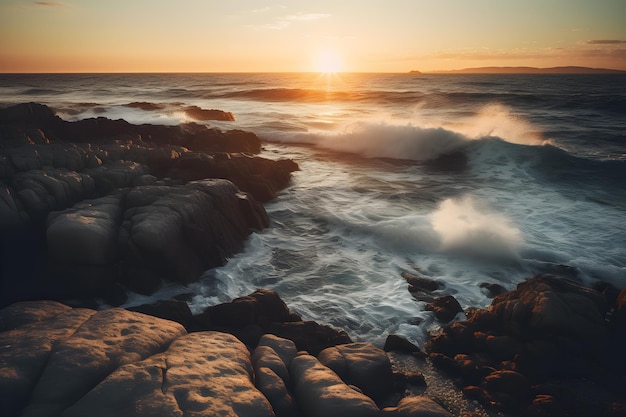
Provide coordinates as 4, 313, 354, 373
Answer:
2, 73, 624, 346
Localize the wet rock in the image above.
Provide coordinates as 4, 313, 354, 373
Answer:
289, 354, 379, 417
426, 275, 625, 416
383, 334, 424, 356
479, 282, 507, 298
183, 105, 235, 122
425, 295, 464, 323
402, 271, 440, 293
318, 342, 394, 402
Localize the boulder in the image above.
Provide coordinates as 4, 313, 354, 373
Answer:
289, 354, 379, 417
20, 308, 186, 417
255, 366, 298, 417
47, 195, 122, 265
257, 334, 298, 370
425, 295, 464, 323
184, 105, 235, 121
126, 299, 193, 329
425, 275, 624, 416
118, 179, 267, 292
318, 342, 394, 402
382, 396, 452, 416
268, 321, 352, 356
383, 334, 424, 355
62, 332, 275, 417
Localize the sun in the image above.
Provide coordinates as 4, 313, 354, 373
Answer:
313, 49, 343, 74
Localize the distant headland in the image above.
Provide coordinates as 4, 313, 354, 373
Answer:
410, 66, 626, 74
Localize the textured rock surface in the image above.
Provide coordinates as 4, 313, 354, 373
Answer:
382, 396, 452, 416
1, 297, 469, 417
318, 342, 394, 402
63, 332, 275, 417
290, 354, 380, 417
0, 103, 297, 307
426, 275, 626, 416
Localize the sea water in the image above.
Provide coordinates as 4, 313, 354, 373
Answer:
1, 73, 625, 345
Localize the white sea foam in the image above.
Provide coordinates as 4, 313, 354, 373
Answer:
431, 196, 523, 261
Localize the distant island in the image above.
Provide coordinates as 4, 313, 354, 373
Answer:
411, 66, 626, 74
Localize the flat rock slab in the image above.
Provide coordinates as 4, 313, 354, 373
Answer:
63, 332, 275, 417
20, 308, 186, 417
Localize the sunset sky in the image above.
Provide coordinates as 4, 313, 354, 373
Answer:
1, 0, 625, 73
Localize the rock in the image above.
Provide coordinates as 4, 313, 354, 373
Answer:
479, 282, 507, 298
382, 396, 452, 416
402, 271, 440, 292
118, 179, 267, 292
289, 354, 380, 417
318, 342, 394, 402
257, 334, 298, 370
126, 299, 193, 329
425, 295, 464, 323
47, 195, 122, 265
268, 321, 352, 356
20, 308, 186, 417
198, 289, 293, 330
63, 332, 275, 417
490, 275, 609, 355
0, 306, 96, 416
481, 370, 531, 408
255, 366, 299, 417
425, 275, 624, 416
0, 300, 71, 331
253, 345, 291, 384
184, 105, 235, 121
384, 334, 424, 356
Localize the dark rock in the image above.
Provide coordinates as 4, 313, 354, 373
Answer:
426, 275, 625, 416
184, 105, 235, 121
479, 282, 507, 298
402, 271, 440, 293
383, 334, 424, 356
425, 295, 464, 322
197, 289, 292, 331
268, 321, 353, 356
126, 299, 193, 329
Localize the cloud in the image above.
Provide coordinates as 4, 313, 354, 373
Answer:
255, 12, 330, 30
584, 40, 626, 45
34, 1, 66, 6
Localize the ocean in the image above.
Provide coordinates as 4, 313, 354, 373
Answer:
1, 72, 625, 346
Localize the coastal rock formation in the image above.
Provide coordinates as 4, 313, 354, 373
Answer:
1, 296, 451, 417
318, 342, 394, 403
0, 103, 298, 307
192, 289, 353, 355
426, 275, 626, 416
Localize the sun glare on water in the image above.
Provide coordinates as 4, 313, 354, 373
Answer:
314, 49, 343, 74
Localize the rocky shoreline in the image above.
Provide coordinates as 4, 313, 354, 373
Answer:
0, 103, 297, 307
1, 103, 625, 416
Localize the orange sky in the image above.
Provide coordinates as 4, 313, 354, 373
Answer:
1, 0, 625, 73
